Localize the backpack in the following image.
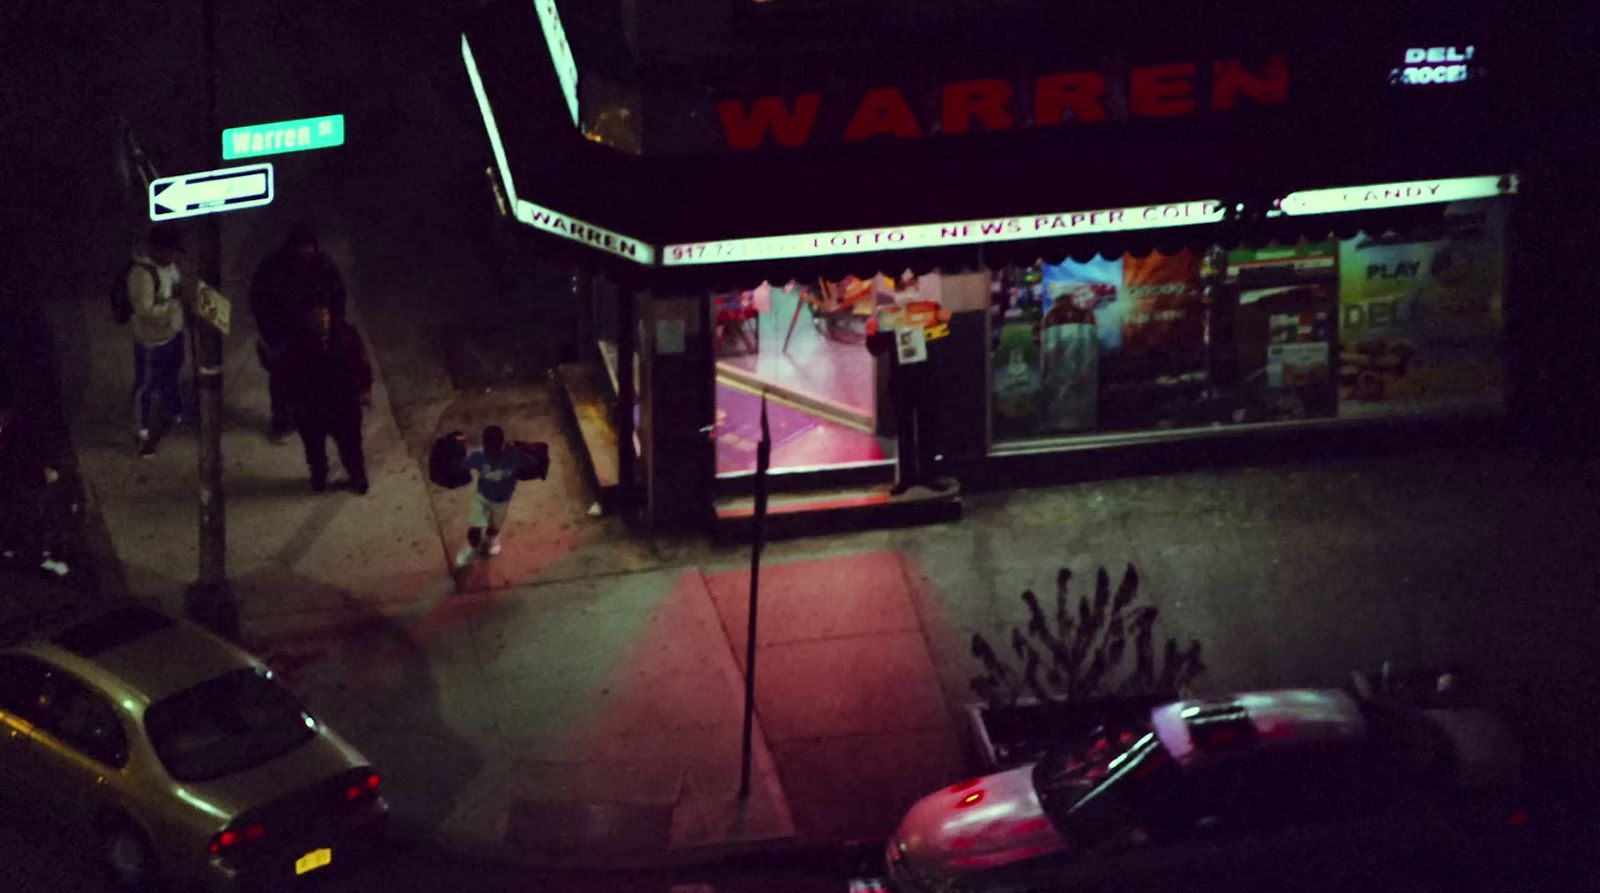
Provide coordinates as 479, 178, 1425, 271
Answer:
513, 440, 550, 481
110, 260, 158, 325
428, 432, 472, 489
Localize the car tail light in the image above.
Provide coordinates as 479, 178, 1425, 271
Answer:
1506, 809, 1530, 827
208, 822, 267, 854
345, 771, 381, 802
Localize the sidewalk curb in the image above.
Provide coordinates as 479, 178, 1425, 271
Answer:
390, 815, 880, 874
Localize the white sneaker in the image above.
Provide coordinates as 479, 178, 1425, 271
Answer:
454, 545, 477, 568
486, 537, 502, 556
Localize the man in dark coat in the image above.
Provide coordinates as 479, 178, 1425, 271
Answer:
250, 223, 347, 441
867, 301, 952, 496
279, 305, 372, 494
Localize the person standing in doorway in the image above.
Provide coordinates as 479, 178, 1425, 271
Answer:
454, 425, 528, 567
249, 222, 348, 442
866, 301, 951, 495
279, 304, 372, 494
129, 223, 189, 458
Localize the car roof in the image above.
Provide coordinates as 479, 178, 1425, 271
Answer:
1152, 688, 1367, 764
1, 602, 259, 708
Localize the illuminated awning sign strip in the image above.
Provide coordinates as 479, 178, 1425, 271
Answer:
1278, 174, 1516, 216
515, 199, 655, 264
532, 1, 580, 128
463, 34, 653, 264
663, 200, 1226, 267
462, 35, 518, 206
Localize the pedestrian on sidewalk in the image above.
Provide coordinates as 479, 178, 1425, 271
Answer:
453, 425, 532, 567
279, 304, 372, 494
249, 222, 348, 442
128, 223, 189, 458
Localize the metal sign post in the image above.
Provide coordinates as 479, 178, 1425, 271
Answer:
738, 395, 772, 798
184, 0, 238, 642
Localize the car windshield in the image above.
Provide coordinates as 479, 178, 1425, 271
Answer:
144, 668, 315, 783
1033, 725, 1148, 790
1034, 731, 1178, 841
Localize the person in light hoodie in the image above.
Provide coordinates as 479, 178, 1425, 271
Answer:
128, 223, 189, 457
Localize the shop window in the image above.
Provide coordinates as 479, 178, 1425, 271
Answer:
712, 276, 894, 476
711, 267, 992, 477
1332, 198, 1505, 419
988, 196, 1507, 448
1221, 240, 1340, 424
991, 248, 1216, 440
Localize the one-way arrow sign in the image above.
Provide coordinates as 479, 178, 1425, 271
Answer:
148, 162, 274, 221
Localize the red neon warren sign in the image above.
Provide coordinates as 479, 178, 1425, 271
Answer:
715, 54, 1288, 150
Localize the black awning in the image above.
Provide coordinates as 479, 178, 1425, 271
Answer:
462, 3, 1521, 276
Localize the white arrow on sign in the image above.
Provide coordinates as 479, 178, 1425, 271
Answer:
148, 163, 275, 221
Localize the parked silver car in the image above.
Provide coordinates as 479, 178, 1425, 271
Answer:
0, 598, 387, 890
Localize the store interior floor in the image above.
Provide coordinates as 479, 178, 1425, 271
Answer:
715, 283, 889, 475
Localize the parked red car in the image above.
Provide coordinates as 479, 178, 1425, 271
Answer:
887, 688, 1529, 893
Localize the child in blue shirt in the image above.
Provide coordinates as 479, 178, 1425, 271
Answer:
455, 425, 528, 567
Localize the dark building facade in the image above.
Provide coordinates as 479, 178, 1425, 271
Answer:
461, 0, 1550, 529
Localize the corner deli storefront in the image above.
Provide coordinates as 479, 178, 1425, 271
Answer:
461, 1, 1521, 529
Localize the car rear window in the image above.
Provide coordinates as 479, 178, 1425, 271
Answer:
144, 667, 315, 782
52, 606, 174, 656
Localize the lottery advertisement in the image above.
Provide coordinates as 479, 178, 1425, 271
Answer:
1226, 241, 1340, 422
1335, 199, 1505, 418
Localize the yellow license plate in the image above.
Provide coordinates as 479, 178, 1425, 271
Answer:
294, 848, 332, 875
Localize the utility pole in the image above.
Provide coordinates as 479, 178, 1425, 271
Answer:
185, 0, 238, 640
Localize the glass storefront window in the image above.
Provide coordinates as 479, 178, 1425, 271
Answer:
991, 248, 1216, 439
711, 276, 900, 476
989, 197, 1508, 447
1332, 198, 1505, 418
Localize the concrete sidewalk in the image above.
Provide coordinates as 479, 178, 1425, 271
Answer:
45, 278, 810, 866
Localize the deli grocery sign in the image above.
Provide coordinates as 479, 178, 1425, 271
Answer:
663, 201, 1225, 266
715, 55, 1288, 150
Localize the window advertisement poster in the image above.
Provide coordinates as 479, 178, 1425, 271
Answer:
1335, 199, 1505, 418
991, 266, 1046, 438
1099, 249, 1210, 429
993, 318, 1044, 437
1038, 258, 1122, 432
1226, 242, 1339, 422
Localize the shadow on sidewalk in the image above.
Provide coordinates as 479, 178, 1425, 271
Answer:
238, 570, 488, 839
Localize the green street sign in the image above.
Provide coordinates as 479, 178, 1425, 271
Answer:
222, 114, 345, 160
